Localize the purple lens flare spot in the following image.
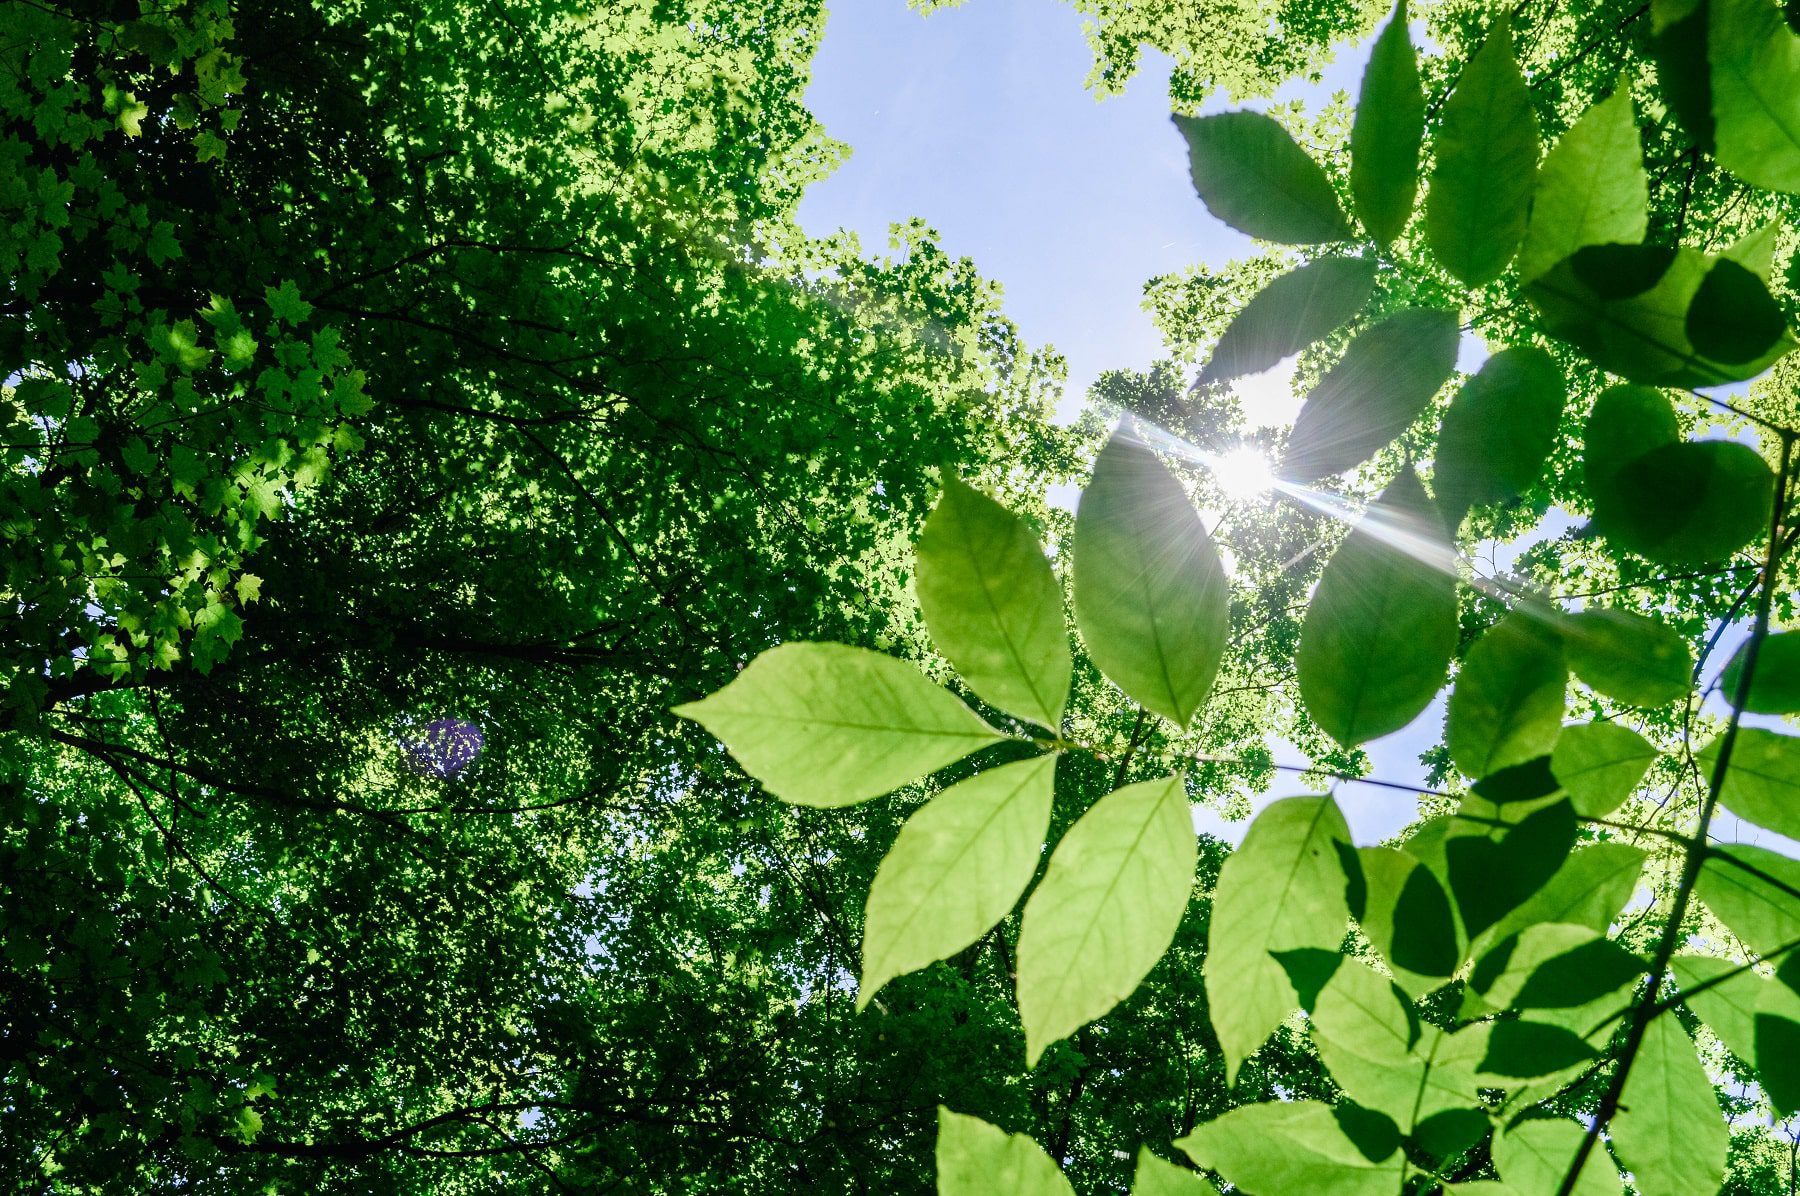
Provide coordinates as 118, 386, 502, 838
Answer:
403, 718, 485, 778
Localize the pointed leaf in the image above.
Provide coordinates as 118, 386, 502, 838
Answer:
1434, 347, 1567, 526
935, 1108, 1075, 1196
1696, 845, 1800, 958
1447, 798, 1578, 940
673, 644, 1004, 807
1356, 846, 1461, 988
1199, 258, 1376, 387
1298, 469, 1458, 745
1550, 722, 1657, 818
1650, 0, 1716, 151
1448, 613, 1568, 780
1477, 1020, 1597, 1077
1720, 631, 1800, 712
1174, 111, 1351, 245
1132, 1149, 1219, 1196
1204, 795, 1353, 1082
1351, 1, 1424, 243
917, 479, 1071, 730
1175, 1102, 1404, 1196
1561, 608, 1692, 707
1674, 954, 1800, 1115
1711, 0, 1800, 192
1518, 83, 1648, 283
1281, 309, 1459, 483
860, 756, 1056, 1007
1073, 430, 1230, 727
1312, 958, 1484, 1122
1016, 775, 1195, 1065
1478, 842, 1646, 957
1699, 729, 1800, 841
1427, 20, 1540, 284
1610, 1012, 1728, 1196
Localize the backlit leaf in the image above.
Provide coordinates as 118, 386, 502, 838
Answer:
1199, 258, 1376, 387
1696, 845, 1800, 958
1175, 1101, 1404, 1196
1477, 1019, 1597, 1077
1518, 82, 1647, 284
1131, 1148, 1219, 1196
1550, 722, 1657, 817
1447, 799, 1578, 941
1673, 954, 1800, 1115
1447, 612, 1568, 780
1698, 729, 1800, 841
1561, 608, 1691, 707
1650, 0, 1716, 150
1174, 111, 1352, 245
1493, 1117, 1623, 1196
1351, 1, 1424, 243
1720, 631, 1800, 712
1711, 0, 1800, 192
1427, 19, 1539, 284
1356, 846, 1461, 986
935, 1108, 1074, 1196
1434, 347, 1567, 527
1610, 1012, 1728, 1196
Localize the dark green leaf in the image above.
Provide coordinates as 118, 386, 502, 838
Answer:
1351, 1, 1424, 243
1281, 309, 1459, 483
1433, 347, 1567, 527
1355, 846, 1463, 991
1650, 0, 1716, 151
1479, 843, 1646, 953
1199, 258, 1376, 387
1477, 1020, 1598, 1077
1411, 1108, 1490, 1169
1512, 937, 1647, 1008
1273, 947, 1343, 1012
1550, 723, 1657, 817
1561, 608, 1692, 706
1720, 632, 1800, 712
1447, 613, 1567, 780
1610, 440, 1775, 564
1471, 756, 1560, 804
1711, 0, 1800, 192
1688, 258, 1790, 362
1173, 111, 1352, 245
1447, 799, 1577, 940
1333, 1104, 1402, 1163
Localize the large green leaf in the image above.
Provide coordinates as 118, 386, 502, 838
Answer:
1199, 258, 1376, 387
1426, 19, 1539, 285
1204, 795, 1353, 1082
1696, 845, 1800, 958
1175, 1102, 1404, 1196
1711, 0, 1800, 192
1447, 613, 1568, 780
1016, 774, 1195, 1066
1493, 1117, 1623, 1196
1073, 430, 1229, 728
1585, 384, 1679, 515
935, 1108, 1074, 1196
673, 643, 1004, 807
1610, 1012, 1728, 1196
1311, 958, 1484, 1122
1549, 722, 1657, 817
1281, 309, 1459, 483
1131, 1148, 1219, 1196
1356, 846, 1461, 990
1650, 0, 1716, 151
1477, 842, 1647, 960
1173, 112, 1352, 245
1297, 469, 1457, 745
1433, 347, 1566, 527
1517, 83, 1647, 284
859, 756, 1056, 1008
1446, 798, 1578, 940
1350, 0, 1423, 243
1560, 608, 1691, 707
1720, 632, 1800, 712
1528, 244, 1794, 387
1469, 923, 1645, 1010
1673, 954, 1800, 1115
1609, 441, 1776, 564
916, 479, 1070, 731
1699, 729, 1800, 841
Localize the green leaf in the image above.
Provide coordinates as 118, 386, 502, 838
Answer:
1413, 1108, 1491, 1169
672, 643, 1004, 808
1016, 774, 1195, 1066
1297, 469, 1458, 745
1199, 258, 1376, 387
1610, 1012, 1728, 1196
1673, 954, 1800, 1115
1477, 1019, 1598, 1077
1448, 613, 1568, 780
859, 756, 1056, 1008
1073, 429, 1229, 728
1650, 0, 1716, 151
1699, 729, 1800, 841
1471, 757, 1560, 804
1720, 632, 1800, 712
1356, 846, 1461, 985
1479, 843, 1646, 954
916, 479, 1071, 730
1311, 958, 1485, 1122
1585, 384, 1680, 514
1608, 441, 1776, 564
1204, 795, 1353, 1082
1433, 347, 1567, 527
1447, 799, 1578, 941
1529, 245, 1794, 387
1550, 723, 1657, 817
1472, 924, 1646, 1009
1561, 609, 1692, 706
1517, 82, 1647, 284
1724, 219, 1782, 280
1711, 0, 1800, 192
1173, 112, 1352, 245
1493, 1118, 1623, 1196
1351, 1, 1424, 244
1131, 1148, 1219, 1196
1426, 19, 1539, 285
935, 1108, 1075, 1196
1175, 1101, 1404, 1196
1281, 309, 1459, 483
1696, 845, 1800, 958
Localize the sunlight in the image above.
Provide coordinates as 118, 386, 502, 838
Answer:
1209, 445, 1278, 499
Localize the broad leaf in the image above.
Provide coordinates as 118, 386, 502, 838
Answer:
1726, 220, 1782, 280
1426, 19, 1539, 284
1699, 729, 1800, 841
1356, 846, 1461, 989
916, 479, 1071, 730
1610, 1012, 1728, 1196
1470, 923, 1646, 1010
1297, 469, 1458, 745
1132, 1148, 1219, 1196
1175, 1101, 1404, 1196
935, 1108, 1074, 1196
1477, 1019, 1597, 1077
1446, 798, 1578, 941
1478, 843, 1645, 955
1674, 954, 1800, 1115
1434, 347, 1566, 527
1561, 608, 1691, 707
859, 755, 1056, 1008
1312, 958, 1484, 1122
1711, 0, 1800, 192
1518, 82, 1647, 284
1650, 0, 1716, 151
1281, 309, 1459, 483
674, 643, 1004, 807
1016, 774, 1195, 1065
1493, 1117, 1623, 1196
1447, 612, 1567, 780
1470, 757, 1560, 804
1550, 722, 1657, 817
1073, 430, 1230, 728
1720, 632, 1800, 712
1608, 440, 1776, 564
1204, 795, 1354, 1082
1199, 258, 1376, 387
1696, 845, 1800, 958
1174, 111, 1352, 245
1351, 0, 1424, 243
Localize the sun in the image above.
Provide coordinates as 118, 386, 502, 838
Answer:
1209, 445, 1277, 499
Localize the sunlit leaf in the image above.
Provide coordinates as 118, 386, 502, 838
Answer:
673, 643, 1004, 807
1312, 957, 1484, 1122
1711, 0, 1800, 192
1518, 82, 1647, 284
1174, 111, 1352, 244
1550, 722, 1657, 817
1696, 845, 1800, 958
1698, 729, 1800, 841
1447, 799, 1577, 941
1561, 608, 1691, 707
1356, 846, 1460, 987
1351, 0, 1423, 244
1175, 1101, 1404, 1196
1673, 954, 1800, 1116
1493, 1117, 1623, 1196
917, 478, 1071, 730
1016, 774, 1195, 1065
1447, 612, 1567, 780
1470, 923, 1646, 1010
1199, 258, 1376, 387
1434, 347, 1566, 528
1720, 631, 1800, 712
1297, 469, 1458, 745
1471, 757, 1560, 804
860, 756, 1056, 1008
1073, 429, 1230, 728
1131, 1148, 1219, 1196
1281, 309, 1459, 483
935, 1108, 1074, 1196
1610, 1011, 1728, 1196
